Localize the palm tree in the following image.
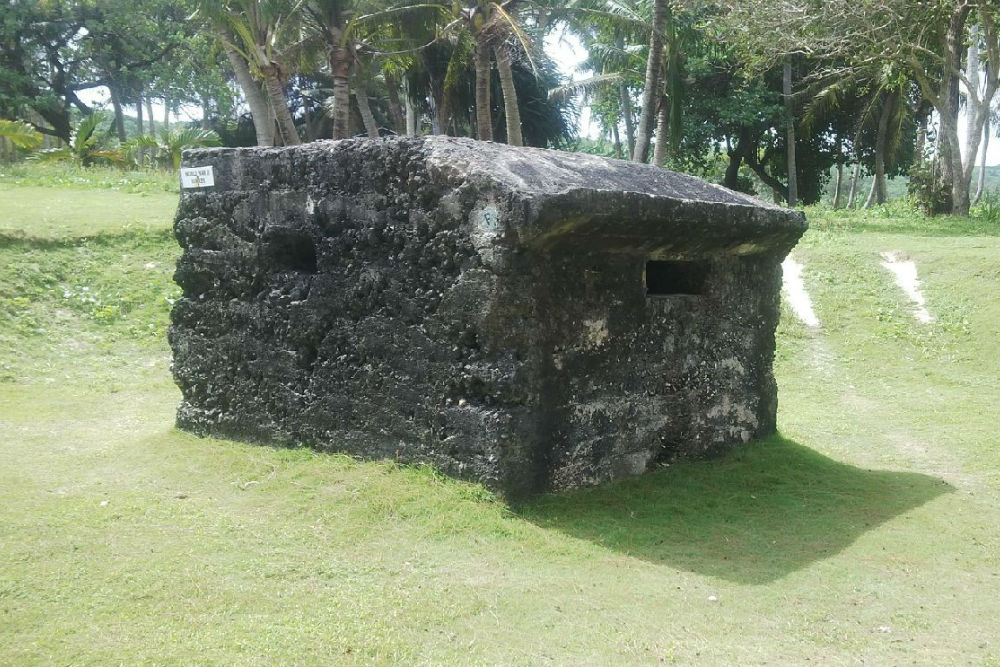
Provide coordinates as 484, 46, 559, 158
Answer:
803, 65, 915, 209
302, 0, 355, 139
554, 0, 688, 164
199, 0, 303, 145
632, 0, 667, 162
221, 36, 276, 146
125, 128, 223, 169
303, 0, 447, 139
31, 112, 125, 166
443, 0, 536, 145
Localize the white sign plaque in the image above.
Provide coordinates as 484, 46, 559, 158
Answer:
180, 166, 215, 189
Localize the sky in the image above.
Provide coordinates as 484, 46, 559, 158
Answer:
544, 29, 599, 140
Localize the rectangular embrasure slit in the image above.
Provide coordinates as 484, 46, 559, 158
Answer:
266, 228, 318, 273
645, 259, 709, 296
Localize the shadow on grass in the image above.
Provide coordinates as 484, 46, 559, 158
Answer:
518, 434, 953, 584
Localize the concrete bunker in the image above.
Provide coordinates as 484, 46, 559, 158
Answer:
170, 137, 806, 498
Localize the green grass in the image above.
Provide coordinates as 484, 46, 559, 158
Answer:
2, 166, 1000, 665
0, 162, 178, 239
0, 161, 179, 194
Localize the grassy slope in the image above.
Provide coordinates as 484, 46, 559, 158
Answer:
1, 168, 999, 665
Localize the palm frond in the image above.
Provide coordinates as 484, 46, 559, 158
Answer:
490, 2, 539, 76
548, 72, 622, 101
29, 147, 73, 163
0, 120, 43, 150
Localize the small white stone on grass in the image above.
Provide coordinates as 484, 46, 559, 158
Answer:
781, 256, 821, 328
881, 251, 933, 323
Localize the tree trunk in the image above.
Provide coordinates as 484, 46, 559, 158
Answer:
222, 40, 272, 146
914, 106, 927, 160
976, 113, 990, 204
136, 91, 144, 135
495, 45, 523, 146
633, 0, 667, 162
863, 177, 879, 209
384, 72, 406, 134
146, 97, 155, 136
303, 95, 314, 141
421, 49, 447, 135
942, 109, 971, 215
663, 38, 682, 157
428, 94, 441, 134
405, 87, 417, 136
864, 91, 894, 208
619, 83, 636, 158
746, 148, 789, 202
957, 30, 999, 214
653, 96, 669, 166
475, 38, 493, 141
723, 151, 741, 190
355, 89, 380, 138
109, 84, 127, 142
262, 65, 299, 145
615, 35, 635, 157
966, 25, 981, 163
201, 96, 210, 130
163, 96, 170, 133
136, 91, 146, 165
833, 162, 844, 209
328, 41, 353, 140
723, 128, 750, 190
847, 162, 861, 208
612, 123, 622, 159
435, 94, 448, 135
783, 59, 798, 206
929, 4, 972, 215
267, 104, 279, 145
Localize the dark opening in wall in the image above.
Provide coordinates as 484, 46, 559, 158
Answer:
645, 259, 709, 296
265, 229, 318, 273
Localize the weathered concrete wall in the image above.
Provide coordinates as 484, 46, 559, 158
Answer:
170, 137, 805, 498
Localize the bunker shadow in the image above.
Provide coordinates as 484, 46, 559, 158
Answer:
516, 434, 953, 585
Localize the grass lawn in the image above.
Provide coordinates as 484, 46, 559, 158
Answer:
1, 166, 999, 665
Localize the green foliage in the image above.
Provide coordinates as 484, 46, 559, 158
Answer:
907, 160, 952, 216
0, 120, 43, 150
0, 0, 194, 143
31, 112, 125, 167
124, 127, 222, 169
971, 190, 1000, 225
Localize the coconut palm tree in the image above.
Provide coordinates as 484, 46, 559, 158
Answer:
552, 0, 690, 164
632, 0, 666, 162
198, 0, 303, 145
441, 0, 537, 145
301, 0, 447, 139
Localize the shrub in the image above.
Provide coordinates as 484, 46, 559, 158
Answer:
907, 160, 952, 216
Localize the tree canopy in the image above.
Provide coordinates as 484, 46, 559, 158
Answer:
2, 0, 997, 214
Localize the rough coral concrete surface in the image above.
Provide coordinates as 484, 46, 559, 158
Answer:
169, 136, 806, 498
